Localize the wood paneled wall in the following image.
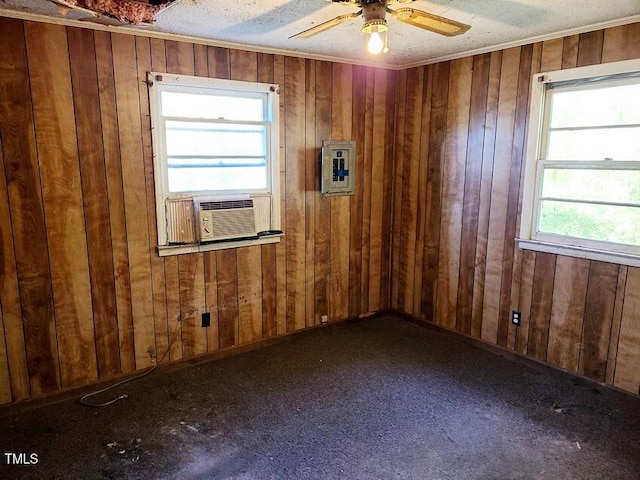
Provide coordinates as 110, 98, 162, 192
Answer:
391, 22, 640, 395
1, 16, 639, 405
0, 18, 395, 404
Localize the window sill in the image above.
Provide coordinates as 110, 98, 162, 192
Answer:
157, 234, 283, 257
517, 239, 640, 267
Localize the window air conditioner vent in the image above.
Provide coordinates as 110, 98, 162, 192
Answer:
196, 197, 257, 242
200, 199, 254, 211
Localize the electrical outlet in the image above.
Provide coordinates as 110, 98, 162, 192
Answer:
201, 312, 211, 328
321, 314, 328, 324
511, 311, 521, 326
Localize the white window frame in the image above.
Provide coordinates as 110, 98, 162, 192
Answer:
148, 72, 281, 255
519, 58, 640, 267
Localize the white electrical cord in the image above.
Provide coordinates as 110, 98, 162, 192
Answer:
80, 253, 201, 407
79, 326, 178, 407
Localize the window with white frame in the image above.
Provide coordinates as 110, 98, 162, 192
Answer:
148, 73, 281, 255
519, 59, 640, 266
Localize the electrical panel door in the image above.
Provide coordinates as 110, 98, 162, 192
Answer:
321, 140, 356, 196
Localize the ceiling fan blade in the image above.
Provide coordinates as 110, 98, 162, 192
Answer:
388, 7, 470, 37
290, 10, 362, 39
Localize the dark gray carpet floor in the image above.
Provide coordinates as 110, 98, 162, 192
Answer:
1, 315, 639, 480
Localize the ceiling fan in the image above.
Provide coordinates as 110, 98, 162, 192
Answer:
290, 0, 471, 55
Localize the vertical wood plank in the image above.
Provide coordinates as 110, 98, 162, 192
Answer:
374, 67, 394, 309
151, 40, 174, 360
413, 66, 432, 315
257, 54, 278, 337
471, 50, 502, 338
613, 267, 640, 394
261, 244, 278, 338
391, 68, 407, 309
0, 128, 30, 403
527, 253, 557, 362
230, 50, 258, 81
217, 250, 238, 349
515, 250, 536, 355
257, 53, 275, 84
408, 67, 433, 317
111, 33, 156, 369
561, 35, 579, 69
436, 57, 473, 329
457, 54, 490, 334
480, 47, 521, 343
207, 46, 230, 79
546, 257, 589, 372
0, 304, 11, 404
274, 55, 288, 335
379, 68, 396, 310
165, 40, 194, 74
602, 23, 640, 62
314, 61, 332, 324
0, 73, 31, 401
284, 56, 306, 329
360, 68, 375, 313
237, 247, 263, 344
329, 62, 352, 322
95, 31, 136, 373
203, 252, 220, 352
26, 22, 98, 388
576, 31, 604, 66
507, 43, 540, 350
305, 60, 318, 325
421, 62, 449, 321
399, 67, 425, 314
143, 37, 172, 361
540, 38, 564, 71
605, 266, 628, 385
194, 43, 208, 77
349, 65, 365, 318
178, 253, 207, 357
497, 44, 533, 348
164, 256, 182, 361
150, 38, 167, 71
580, 261, 619, 381
68, 27, 120, 379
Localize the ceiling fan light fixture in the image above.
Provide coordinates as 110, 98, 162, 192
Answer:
290, 0, 470, 56
362, 19, 388, 55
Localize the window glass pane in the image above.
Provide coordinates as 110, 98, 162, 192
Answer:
165, 121, 266, 158
168, 157, 265, 168
161, 91, 265, 121
168, 165, 267, 192
538, 200, 640, 246
546, 127, 640, 161
541, 168, 640, 204
548, 82, 640, 128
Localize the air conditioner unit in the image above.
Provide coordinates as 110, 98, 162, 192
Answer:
196, 197, 258, 242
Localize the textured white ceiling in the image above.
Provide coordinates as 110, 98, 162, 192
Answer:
2, 1, 640, 68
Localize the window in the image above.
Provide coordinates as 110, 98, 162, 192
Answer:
148, 73, 281, 255
519, 59, 640, 266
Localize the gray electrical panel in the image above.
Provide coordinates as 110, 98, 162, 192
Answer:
320, 140, 356, 196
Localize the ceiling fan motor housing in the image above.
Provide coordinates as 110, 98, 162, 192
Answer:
363, 2, 386, 21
